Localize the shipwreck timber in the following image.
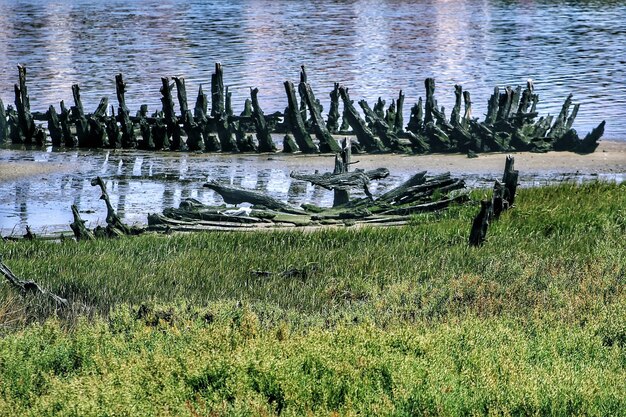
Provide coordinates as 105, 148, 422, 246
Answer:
1, 64, 605, 155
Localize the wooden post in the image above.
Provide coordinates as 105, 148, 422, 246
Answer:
115, 74, 137, 149
469, 200, 493, 247
173, 77, 189, 123
300, 81, 341, 153
450, 85, 462, 127
71, 84, 90, 147
211, 62, 225, 118
394, 90, 405, 133
70, 205, 95, 241
13, 65, 38, 144
338, 86, 385, 153
406, 99, 423, 134
462, 91, 472, 129
333, 138, 351, 206
327, 83, 341, 133
0, 99, 6, 144
485, 87, 500, 125
283, 80, 318, 153
47, 105, 63, 147
502, 155, 519, 207
251, 88, 277, 153
60, 101, 76, 147
160, 77, 182, 150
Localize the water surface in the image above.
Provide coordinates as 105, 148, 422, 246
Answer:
1, 0, 625, 138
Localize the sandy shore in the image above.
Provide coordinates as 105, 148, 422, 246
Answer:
0, 161, 78, 183
0, 140, 624, 184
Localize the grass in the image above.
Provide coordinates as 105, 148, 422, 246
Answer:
0, 181, 624, 415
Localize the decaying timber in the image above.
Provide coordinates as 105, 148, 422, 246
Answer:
149, 154, 470, 232
1, 258, 67, 306
469, 156, 519, 246
2, 64, 605, 156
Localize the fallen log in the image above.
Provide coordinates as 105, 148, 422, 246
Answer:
1, 259, 67, 306
204, 181, 306, 215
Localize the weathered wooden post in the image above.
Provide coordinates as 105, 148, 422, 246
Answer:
0, 99, 6, 144
115, 74, 137, 149
283, 80, 318, 153
338, 86, 385, 153
251, 88, 277, 153
13, 65, 39, 144
469, 200, 493, 247
160, 77, 182, 150
327, 83, 341, 133
394, 90, 405, 133
300, 81, 340, 153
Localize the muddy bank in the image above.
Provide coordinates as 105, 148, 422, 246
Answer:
0, 140, 624, 236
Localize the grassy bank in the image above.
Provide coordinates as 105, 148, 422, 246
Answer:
0, 182, 624, 415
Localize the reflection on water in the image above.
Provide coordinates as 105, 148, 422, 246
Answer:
0, 145, 622, 235
1, 0, 625, 139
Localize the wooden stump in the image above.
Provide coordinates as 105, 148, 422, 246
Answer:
469, 200, 492, 247
300, 82, 340, 153
0, 99, 7, 144
283, 80, 317, 153
115, 74, 137, 149
251, 88, 277, 153
338, 86, 385, 153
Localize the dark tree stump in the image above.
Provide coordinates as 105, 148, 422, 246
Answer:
60, 101, 76, 147
283, 80, 317, 153
251, 88, 277, 153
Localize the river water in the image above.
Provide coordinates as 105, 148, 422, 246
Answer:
1, 0, 625, 235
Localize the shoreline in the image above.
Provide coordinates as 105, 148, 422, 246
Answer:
1, 140, 624, 184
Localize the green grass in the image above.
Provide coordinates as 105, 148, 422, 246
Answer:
0, 181, 624, 415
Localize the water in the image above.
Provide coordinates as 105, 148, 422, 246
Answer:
1, 0, 626, 235
1, 0, 625, 138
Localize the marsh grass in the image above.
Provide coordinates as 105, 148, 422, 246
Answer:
0, 182, 624, 415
